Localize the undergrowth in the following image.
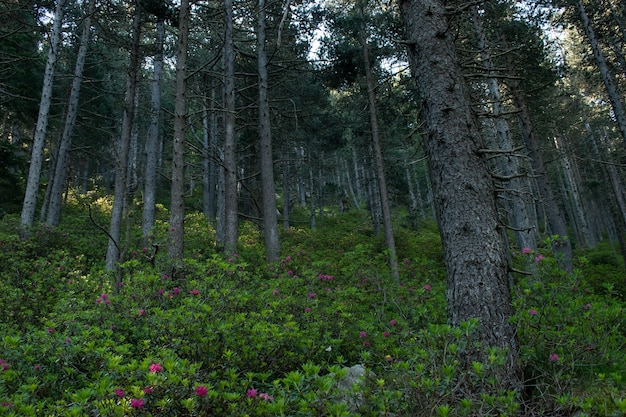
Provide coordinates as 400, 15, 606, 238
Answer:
0, 201, 624, 416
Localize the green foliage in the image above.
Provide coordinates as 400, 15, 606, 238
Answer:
0, 209, 624, 415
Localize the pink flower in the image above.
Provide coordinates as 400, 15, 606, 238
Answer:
162, 274, 169, 280
423, 284, 431, 291
383, 331, 390, 337
362, 341, 371, 347
189, 289, 200, 296
535, 254, 544, 262
247, 388, 258, 398
173, 287, 181, 295
143, 386, 153, 394
158, 289, 165, 295
308, 292, 316, 299
33, 364, 42, 371
359, 331, 367, 338
528, 309, 537, 316
139, 309, 146, 316
113, 388, 125, 398
47, 327, 55, 334
304, 307, 311, 313
549, 354, 559, 362
285, 256, 291, 262
272, 289, 279, 295
259, 393, 274, 401
287, 270, 293, 276
149, 363, 162, 373
390, 319, 397, 326
195, 385, 208, 397
521, 247, 532, 254
130, 398, 144, 409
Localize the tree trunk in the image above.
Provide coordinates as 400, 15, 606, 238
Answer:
257, 0, 280, 263
142, 19, 165, 240
359, 14, 399, 281
399, 0, 522, 392
471, 6, 536, 252
46, 0, 94, 227
509, 82, 573, 271
168, 0, 190, 263
20, 0, 65, 237
223, 0, 238, 255
575, 0, 626, 145
105, 5, 141, 272
202, 81, 218, 221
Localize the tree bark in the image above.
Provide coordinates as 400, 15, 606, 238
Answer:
105, 5, 141, 272
223, 0, 239, 255
257, 0, 281, 263
399, 0, 522, 392
46, 0, 95, 227
142, 19, 165, 241
168, 0, 190, 263
20, 0, 65, 237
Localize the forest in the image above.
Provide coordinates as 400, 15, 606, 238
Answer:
0, 0, 625, 415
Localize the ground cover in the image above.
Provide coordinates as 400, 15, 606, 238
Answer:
0, 202, 624, 416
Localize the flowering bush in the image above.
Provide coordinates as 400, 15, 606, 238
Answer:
0, 210, 624, 416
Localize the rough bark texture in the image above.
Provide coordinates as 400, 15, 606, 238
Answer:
223, 0, 239, 255
20, 0, 65, 237
168, 0, 190, 263
46, 0, 95, 227
399, 0, 521, 392
257, 0, 280, 263
142, 19, 165, 240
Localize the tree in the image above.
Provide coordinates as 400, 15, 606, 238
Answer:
45, 0, 96, 227
257, 0, 280, 262
222, 0, 238, 255
357, 2, 399, 280
105, 3, 142, 272
142, 18, 165, 241
572, 0, 626, 145
399, 0, 522, 393
20, 0, 65, 237
168, 0, 190, 263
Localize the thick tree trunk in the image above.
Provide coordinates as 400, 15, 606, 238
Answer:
46, 0, 94, 227
575, 0, 626, 145
257, 0, 280, 263
359, 17, 399, 281
223, 0, 238, 255
20, 0, 65, 237
168, 0, 190, 263
399, 0, 522, 392
142, 19, 165, 240
105, 6, 141, 272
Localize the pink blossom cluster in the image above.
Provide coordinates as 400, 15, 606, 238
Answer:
247, 388, 273, 401
96, 293, 110, 305
318, 273, 334, 281
0, 359, 9, 371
